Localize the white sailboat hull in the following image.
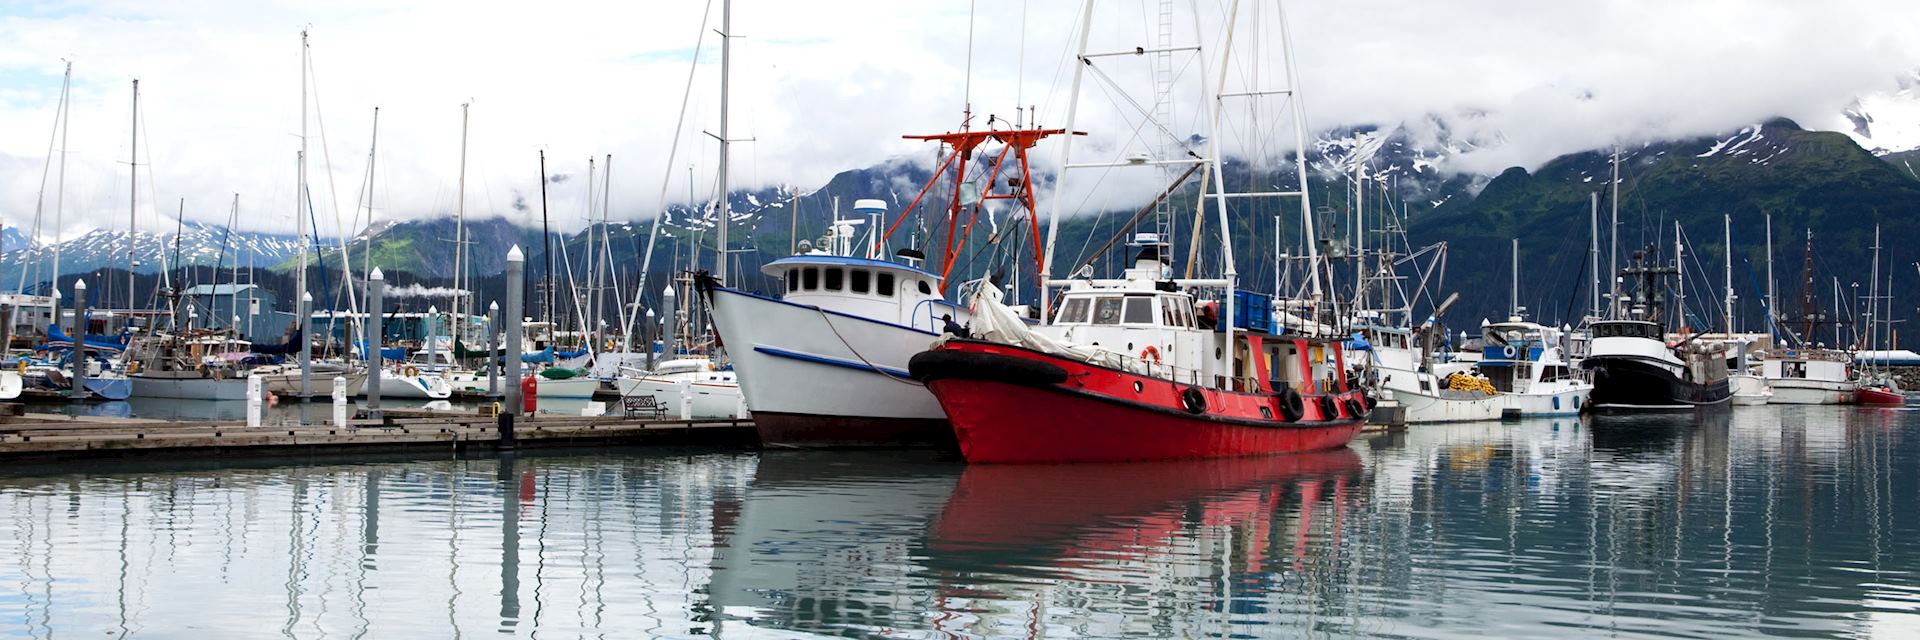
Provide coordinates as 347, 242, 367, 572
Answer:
131, 375, 250, 400
1499, 386, 1591, 416
617, 376, 744, 419
363, 374, 454, 399
532, 376, 599, 400
0, 371, 21, 400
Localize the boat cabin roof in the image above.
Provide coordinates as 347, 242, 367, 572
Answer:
762, 255, 939, 281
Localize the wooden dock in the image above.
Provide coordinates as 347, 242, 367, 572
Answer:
0, 410, 758, 461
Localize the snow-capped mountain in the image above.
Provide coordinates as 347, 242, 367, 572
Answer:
0, 222, 308, 291
1840, 69, 1920, 156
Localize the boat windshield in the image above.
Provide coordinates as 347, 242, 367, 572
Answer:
1593, 322, 1660, 340
1092, 297, 1124, 325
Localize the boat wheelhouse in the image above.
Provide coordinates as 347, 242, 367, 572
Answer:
702, 200, 973, 447
1476, 319, 1593, 416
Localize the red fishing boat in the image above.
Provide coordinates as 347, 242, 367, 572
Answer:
1855, 379, 1906, 405
910, 243, 1369, 464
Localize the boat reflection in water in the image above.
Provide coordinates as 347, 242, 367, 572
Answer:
710, 449, 1362, 637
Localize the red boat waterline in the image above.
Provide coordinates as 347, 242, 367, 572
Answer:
1856, 386, 1906, 405
911, 340, 1368, 464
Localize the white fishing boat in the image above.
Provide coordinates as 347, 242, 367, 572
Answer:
1477, 319, 1592, 416
616, 357, 743, 419
703, 203, 965, 446
1760, 347, 1853, 404
1357, 324, 1504, 423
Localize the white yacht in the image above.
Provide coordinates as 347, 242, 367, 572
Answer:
702, 200, 967, 446
616, 357, 743, 419
1476, 318, 1593, 416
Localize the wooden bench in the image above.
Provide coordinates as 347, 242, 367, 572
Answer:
623, 395, 669, 419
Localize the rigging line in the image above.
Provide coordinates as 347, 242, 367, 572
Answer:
19, 62, 69, 297
963, 0, 976, 121
303, 47, 360, 315
636, 0, 717, 322
1083, 60, 1193, 157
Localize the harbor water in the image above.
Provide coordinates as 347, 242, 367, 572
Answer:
1, 405, 1915, 638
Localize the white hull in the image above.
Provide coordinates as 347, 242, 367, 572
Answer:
1767, 379, 1853, 405
532, 376, 599, 400
0, 371, 21, 400
363, 374, 454, 399
131, 375, 250, 400
1499, 387, 1591, 416
1391, 388, 1505, 423
707, 286, 945, 424
261, 372, 368, 397
1730, 374, 1772, 405
618, 376, 744, 419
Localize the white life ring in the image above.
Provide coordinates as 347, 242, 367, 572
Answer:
1501, 345, 1518, 359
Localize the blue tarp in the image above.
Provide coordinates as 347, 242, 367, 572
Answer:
1345, 332, 1373, 352
44, 325, 129, 354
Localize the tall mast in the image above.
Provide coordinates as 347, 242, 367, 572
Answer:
539, 150, 554, 322
1607, 148, 1620, 319
1765, 213, 1776, 341
1589, 192, 1600, 319
1723, 213, 1734, 334
51, 62, 71, 295
454, 103, 470, 323
361, 106, 378, 313
1868, 225, 1881, 351
128, 78, 139, 311
295, 30, 309, 324
1675, 221, 1685, 331
584, 156, 597, 343
1354, 166, 1366, 309
1510, 238, 1519, 317
715, 0, 732, 286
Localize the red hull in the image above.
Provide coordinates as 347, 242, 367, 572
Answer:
1856, 386, 1906, 405
912, 341, 1368, 463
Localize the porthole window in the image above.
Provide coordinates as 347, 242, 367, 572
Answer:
1133, 381, 1144, 393
850, 270, 871, 294
918, 280, 933, 295
824, 268, 844, 291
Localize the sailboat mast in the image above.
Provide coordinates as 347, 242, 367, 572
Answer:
715, 0, 732, 286
1675, 221, 1685, 331
1868, 225, 1880, 351
51, 62, 71, 295
539, 150, 554, 323
1723, 213, 1734, 334
1589, 192, 1600, 319
295, 31, 309, 325
454, 102, 469, 323
1765, 213, 1776, 341
1510, 238, 1519, 317
1608, 149, 1619, 319
129, 78, 139, 311
584, 156, 597, 344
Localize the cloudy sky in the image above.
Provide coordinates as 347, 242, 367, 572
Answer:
0, 0, 1915, 241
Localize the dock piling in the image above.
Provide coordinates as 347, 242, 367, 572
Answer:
367, 268, 385, 421
502, 245, 525, 448
332, 375, 348, 428
70, 279, 87, 402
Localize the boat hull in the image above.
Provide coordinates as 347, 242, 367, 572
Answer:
1855, 385, 1904, 405
1766, 379, 1854, 405
705, 285, 951, 447
1391, 387, 1505, 422
616, 376, 746, 419
362, 374, 453, 399
0, 371, 20, 400
1730, 374, 1771, 405
1498, 387, 1591, 417
1584, 355, 1731, 411
261, 372, 368, 397
912, 341, 1366, 464
131, 375, 249, 400
532, 376, 599, 399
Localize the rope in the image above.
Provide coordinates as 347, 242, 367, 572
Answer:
813, 308, 922, 386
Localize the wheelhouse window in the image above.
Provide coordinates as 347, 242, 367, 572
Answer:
824, 268, 844, 291
1092, 297, 1124, 325
850, 269, 871, 294
802, 268, 819, 290
1122, 296, 1154, 325
1056, 297, 1090, 324
876, 272, 896, 297
918, 280, 933, 295
786, 268, 799, 293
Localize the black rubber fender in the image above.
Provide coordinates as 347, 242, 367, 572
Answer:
1181, 387, 1208, 414
1275, 386, 1306, 422
1344, 398, 1368, 420
908, 348, 1069, 386
1319, 395, 1340, 420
